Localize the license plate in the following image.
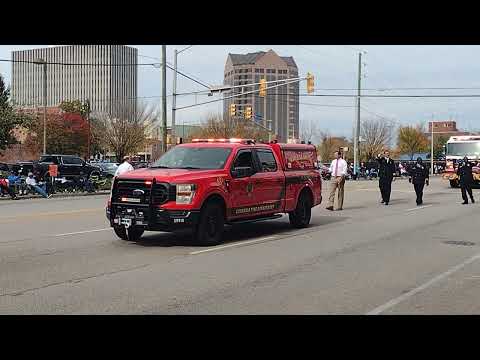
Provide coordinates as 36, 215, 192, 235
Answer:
121, 197, 141, 203
120, 218, 133, 227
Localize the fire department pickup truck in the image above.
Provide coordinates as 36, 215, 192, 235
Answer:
106, 138, 322, 245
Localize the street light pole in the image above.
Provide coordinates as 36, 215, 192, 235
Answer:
35, 59, 47, 155
171, 45, 193, 145
353, 52, 362, 177
431, 119, 435, 176
161, 45, 167, 154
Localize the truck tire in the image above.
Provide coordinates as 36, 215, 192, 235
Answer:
194, 202, 225, 246
113, 225, 128, 240
114, 225, 144, 242
289, 191, 312, 228
450, 180, 459, 188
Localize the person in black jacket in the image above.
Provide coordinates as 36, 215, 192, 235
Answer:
376, 150, 396, 205
457, 156, 475, 204
409, 157, 429, 206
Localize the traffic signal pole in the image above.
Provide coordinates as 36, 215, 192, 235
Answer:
353, 52, 362, 177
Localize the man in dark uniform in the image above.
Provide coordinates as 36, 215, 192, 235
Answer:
409, 157, 429, 206
457, 156, 475, 204
376, 150, 396, 205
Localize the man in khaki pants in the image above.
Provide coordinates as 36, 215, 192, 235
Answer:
326, 151, 348, 211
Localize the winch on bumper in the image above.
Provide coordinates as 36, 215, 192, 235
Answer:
107, 204, 200, 232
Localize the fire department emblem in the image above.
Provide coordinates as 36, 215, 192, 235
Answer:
246, 182, 253, 195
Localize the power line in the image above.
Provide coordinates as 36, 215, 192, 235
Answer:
139, 53, 212, 89
0, 58, 155, 67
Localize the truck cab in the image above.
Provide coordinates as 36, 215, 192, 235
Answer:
107, 139, 322, 245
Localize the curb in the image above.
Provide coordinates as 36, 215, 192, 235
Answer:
0, 191, 110, 202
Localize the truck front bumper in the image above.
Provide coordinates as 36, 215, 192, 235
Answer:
108, 203, 200, 232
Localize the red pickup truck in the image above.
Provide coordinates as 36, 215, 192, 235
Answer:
107, 138, 322, 245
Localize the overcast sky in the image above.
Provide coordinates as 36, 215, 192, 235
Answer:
2, 45, 480, 140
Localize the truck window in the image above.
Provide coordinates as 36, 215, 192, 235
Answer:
151, 147, 231, 170
40, 156, 59, 164
283, 149, 316, 170
256, 149, 277, 172
233, 150, 254, 169
63, 157, 83, 165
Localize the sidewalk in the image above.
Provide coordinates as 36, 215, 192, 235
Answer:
0, 190, 110, 201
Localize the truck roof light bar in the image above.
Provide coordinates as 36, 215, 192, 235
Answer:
191, 138, 256, 144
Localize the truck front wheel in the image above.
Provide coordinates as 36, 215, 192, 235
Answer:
194, 202, 224, 246
114, 225, 144, 242
289, 192, 312, 228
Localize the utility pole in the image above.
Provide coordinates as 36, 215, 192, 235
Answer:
161, 45, 167, 154
86, 99, 91, 160
431, 115, 435, 176
171, 48, 178, 144
353, 52, 362, 177
42, 62, 47, 155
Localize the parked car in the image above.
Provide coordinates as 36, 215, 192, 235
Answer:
96, 162, 118, 178
39, 155, 101, 179
107, 138, 322, 244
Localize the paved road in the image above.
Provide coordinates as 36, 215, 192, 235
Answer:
0, 177, 479, 314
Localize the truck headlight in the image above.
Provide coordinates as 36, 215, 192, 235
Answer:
176, 184, 196, 204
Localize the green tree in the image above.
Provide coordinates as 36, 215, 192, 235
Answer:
397, 124, 429, 160
0, 73, 32, 155
433, 135, 448, 159
59, 100, 90, 117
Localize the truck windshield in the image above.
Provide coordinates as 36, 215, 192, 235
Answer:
446, 143, 480, 157
151, 147, 232, 170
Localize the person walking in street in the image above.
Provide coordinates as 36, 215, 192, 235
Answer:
115, 156, 134, 177
457, 156, 475, 204
326, 151, 348, 211
376, 150, 396, 205
25, 172, 50, 198
409, 157, 429, 206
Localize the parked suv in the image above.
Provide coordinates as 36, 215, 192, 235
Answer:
107, 139, 322, 245
39, 155, 101, 179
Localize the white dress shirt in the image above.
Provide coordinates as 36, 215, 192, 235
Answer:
115, 162, 134, 177
329, 158, 348, 177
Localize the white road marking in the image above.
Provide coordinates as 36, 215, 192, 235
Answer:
189, 236, 277, 255
55, 228, 111, 237
366, 253, 480, 315
405, 205, 433, 212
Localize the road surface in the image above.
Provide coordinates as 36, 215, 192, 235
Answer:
0, 177, 479, 314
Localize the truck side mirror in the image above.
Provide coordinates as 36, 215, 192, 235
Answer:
232, 166, 253, 178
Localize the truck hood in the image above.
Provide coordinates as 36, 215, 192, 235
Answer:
117, 167, 226, 182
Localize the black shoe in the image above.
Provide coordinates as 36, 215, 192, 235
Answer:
471, 198, 475, 204
381, 199, 385, 204
462, 201, 468, 205
384, 202, 388, 205
326, 206, 334, 211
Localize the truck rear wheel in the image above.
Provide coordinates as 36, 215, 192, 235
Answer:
194, 202, 224, 246
289, 192, 312, 228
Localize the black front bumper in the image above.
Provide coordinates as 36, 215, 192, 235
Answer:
107, 203, 200, 232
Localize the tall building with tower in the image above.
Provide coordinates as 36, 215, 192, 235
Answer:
11, 45, 138, 118
223, 50, 299, 142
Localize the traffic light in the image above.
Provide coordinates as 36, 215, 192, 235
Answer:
259, 78, 266, 97
229, 103, 236, 116
244, 106, 252, 119
307, 72, 314, 94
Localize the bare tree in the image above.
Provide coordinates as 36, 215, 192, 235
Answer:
93, 102, 157, 162
360, 118, 392, 161
300, 119, 319, 144
190, 113, 270, 141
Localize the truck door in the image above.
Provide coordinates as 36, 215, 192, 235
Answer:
229, 149, 258, 218
251, 148, 285, 214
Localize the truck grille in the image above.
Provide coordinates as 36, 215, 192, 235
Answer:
114, 180, 152, 204
152, 183, 176, 205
